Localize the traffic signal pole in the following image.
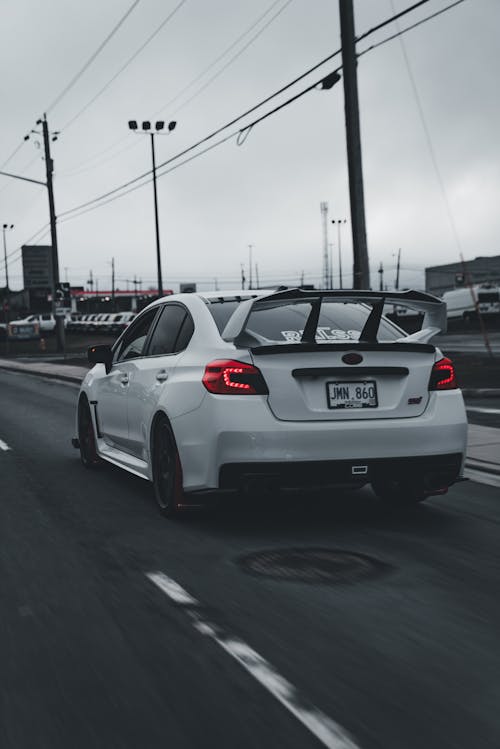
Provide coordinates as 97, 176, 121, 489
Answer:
41, 114, 65, 352
339, 0, 370, 289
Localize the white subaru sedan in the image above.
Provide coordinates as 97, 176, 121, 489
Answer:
73, 288, 467, 516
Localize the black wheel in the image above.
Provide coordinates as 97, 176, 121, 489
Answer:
372, 479, 427, 507
152, 419, 184, 517
77, 397, 100, 468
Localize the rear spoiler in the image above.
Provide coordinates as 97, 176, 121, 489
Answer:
221, 288, 446, 346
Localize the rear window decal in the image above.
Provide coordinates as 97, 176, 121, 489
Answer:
281, 328, 361, 342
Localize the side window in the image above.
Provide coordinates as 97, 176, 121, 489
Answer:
115, 309, 158, 362
147, 304, 193, 356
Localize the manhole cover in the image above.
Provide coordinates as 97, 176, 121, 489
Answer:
238, 548, 386, 584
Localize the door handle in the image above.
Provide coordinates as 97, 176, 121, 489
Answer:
119, 374, 129, 385
156, 370, 168, 382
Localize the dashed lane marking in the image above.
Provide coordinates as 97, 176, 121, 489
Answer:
146, 571, 360, 749
0, 439, 11, 451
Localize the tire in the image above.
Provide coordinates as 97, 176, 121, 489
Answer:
77, 397, 101, 468
372, 479, 427, 507
152, 418, 184, 517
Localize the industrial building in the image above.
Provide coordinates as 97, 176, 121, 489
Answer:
425, 255, 500, 297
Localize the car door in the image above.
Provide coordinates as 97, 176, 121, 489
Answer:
127, 304, 194, 459
94, 308, 159, 452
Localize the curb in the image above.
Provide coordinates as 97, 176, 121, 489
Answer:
462, 388, 500, 399
465, 460, 500, 477
0, 363, 84, 385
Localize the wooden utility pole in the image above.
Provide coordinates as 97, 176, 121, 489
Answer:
339, 0, 370, 289
378, 262, 384, 291
41, 114, 65, 351
111, 257, 115, 311
395, 248, 401, 289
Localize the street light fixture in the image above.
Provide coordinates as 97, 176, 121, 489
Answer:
128, 119, 177, 298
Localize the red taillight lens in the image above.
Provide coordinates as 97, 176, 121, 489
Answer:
202, 359, 268, 395
429, 357, 458, 391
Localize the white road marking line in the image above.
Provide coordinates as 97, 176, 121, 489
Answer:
0, 439, 11, 451
146, 571, 198, 605
147, 571, 360, 749
466, 406, 500, 415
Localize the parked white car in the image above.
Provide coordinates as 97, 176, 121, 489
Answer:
11, 313, 57, 333
74, 288, 467, 517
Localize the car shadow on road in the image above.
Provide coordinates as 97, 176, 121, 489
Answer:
182, 487, 458, 540
74, 457, 459, 543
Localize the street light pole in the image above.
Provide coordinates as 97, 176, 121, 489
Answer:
128, 119, 176, 300
332, 219, 347, 289
150, 132, 163, 297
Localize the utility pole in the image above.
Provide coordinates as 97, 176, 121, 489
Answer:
133, 275, 139, 310
255, 262, 260, 288
395, 248, 401, 290
111, 257, 115, 311
339, 1, 370, 289
320, 202, 329, 288
378, 262, 384, 291
248, 245, 253, 289
2, 223, 14, 355
41, 114, 65, 350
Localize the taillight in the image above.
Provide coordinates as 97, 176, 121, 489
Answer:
429, 357, 458, 391
202, 359, 268, 395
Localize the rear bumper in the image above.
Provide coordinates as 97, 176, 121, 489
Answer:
172, 390, 468, 492
218, 453, 463, 492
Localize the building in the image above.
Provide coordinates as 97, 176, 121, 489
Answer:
425, 255, 500, 297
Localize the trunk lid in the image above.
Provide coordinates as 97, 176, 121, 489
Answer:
251, 342, 435, 421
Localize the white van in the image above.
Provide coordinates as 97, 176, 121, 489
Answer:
442, 284, 500, 322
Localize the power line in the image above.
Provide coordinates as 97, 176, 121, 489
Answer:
59, 0, 293, 176
11, 1, 449, 241
389, 0, 465, 256
60, 0, 189, 131
358, 0, 466, 57
46, 0, 141, 114
58, 0, 429, 182
164, 0, 294, 115
56, 2, 439, 220
0, 141, 26, 171
155, 0, 287, 114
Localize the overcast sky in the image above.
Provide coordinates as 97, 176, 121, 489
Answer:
1, 0, 499, 293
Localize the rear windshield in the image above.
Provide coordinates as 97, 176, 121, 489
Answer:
206, 299, 252, 333
244, 300, 402, 343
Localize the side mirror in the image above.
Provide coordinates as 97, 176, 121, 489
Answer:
88, 344, 113, 373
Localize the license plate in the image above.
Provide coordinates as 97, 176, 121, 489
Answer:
327, 381, 378, 409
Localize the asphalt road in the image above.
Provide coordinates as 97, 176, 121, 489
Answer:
1, 370, 500, 749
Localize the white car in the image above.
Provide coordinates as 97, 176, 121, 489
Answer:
73, 288, 467, 517
10, 312, 57, 333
